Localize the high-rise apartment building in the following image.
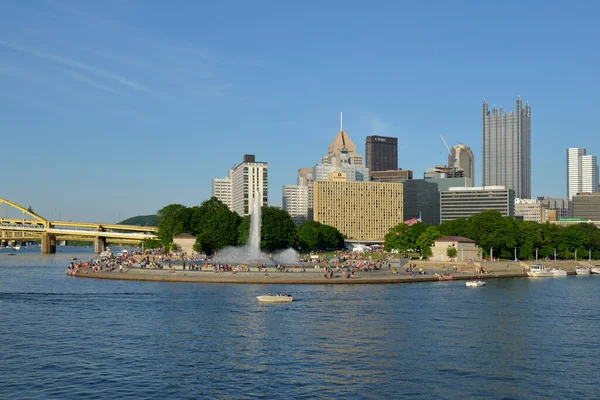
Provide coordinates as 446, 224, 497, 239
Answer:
449, 144, 475, 180
482, 97, 531, 198
440, 186, 515, 223
211, 170, 233, 210
567, 148, 599, 199
282, 185, 309, 225
365, 135, 398, 172
313, 172, 404, 241
231, 154, 268, 217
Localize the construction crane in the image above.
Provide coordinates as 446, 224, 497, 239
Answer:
440, 134, 457, 177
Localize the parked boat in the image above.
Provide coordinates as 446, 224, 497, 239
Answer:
527, 264, 554, 278
591, 266, 600, 274
13, 245, 20, 251
575, 266, 590, 275
466, 280, 486, 287
257, 294, 293, 303
551, 268, 567, 277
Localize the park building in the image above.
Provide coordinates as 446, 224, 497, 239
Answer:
430, 236, 482, 262
211, 170, 233, 211
230, 154, 268, 217
440, 186, 515, 223
572, 192, 600, 221
514, 198, 547, 223
313, 171, 404, 241
282, 185, 309, 225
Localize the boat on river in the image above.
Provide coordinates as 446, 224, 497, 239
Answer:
465, 280, 486, 287
575, 266, 590, 275
591, 266, 600, 274
257, 294, 293, 303
551, 268, 567, 277
527, 264, 554, 278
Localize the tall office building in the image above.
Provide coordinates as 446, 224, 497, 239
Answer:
297, 168, 314, 221
365, 135, 398, 172
537, 197, 572, 219
231, 154, 268, 217
313, 172, 404, 241
282, 185, 309, 225
449, 144, 475, 180
567, 148, 599, 199
482, 97, 531, 198
440, 186, 515, 223
212, 170, 233, 210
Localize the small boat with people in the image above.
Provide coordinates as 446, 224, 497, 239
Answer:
257, 293, 293, 303
591, 266, 600, 274
575, 266, 590, 275
550, 268, 567, 277
465, 280, 486, 287
527, 264, 554, 278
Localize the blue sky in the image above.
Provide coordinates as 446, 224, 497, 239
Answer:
1, 0, 599, 222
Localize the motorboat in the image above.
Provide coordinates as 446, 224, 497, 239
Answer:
575, 266, 590, 275
527, 264, 554, 278
257, 294, 293, 303
465, 280, 486, 287
13, 245, 20, 251
591, 266, 600, 274
550, 268, 567, 277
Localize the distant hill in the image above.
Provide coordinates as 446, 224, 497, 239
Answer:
118, 215, 159, 227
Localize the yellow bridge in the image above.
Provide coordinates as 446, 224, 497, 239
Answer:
0, 198, 158, 254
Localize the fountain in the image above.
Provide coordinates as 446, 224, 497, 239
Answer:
213, 190, 299, 266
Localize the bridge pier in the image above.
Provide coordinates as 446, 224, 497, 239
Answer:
94, 237, 107, 254
41, 234, 56, 254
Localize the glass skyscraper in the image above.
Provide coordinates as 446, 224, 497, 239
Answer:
482, 97, 531, 198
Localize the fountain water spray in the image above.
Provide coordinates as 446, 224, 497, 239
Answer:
248, 189, 262, 260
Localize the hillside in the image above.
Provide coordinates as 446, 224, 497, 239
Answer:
118, 215, 159, 227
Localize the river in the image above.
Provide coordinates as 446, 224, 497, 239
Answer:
1, 246, 599, 399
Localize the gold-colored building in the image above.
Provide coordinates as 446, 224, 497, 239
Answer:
314, 172, 404, 241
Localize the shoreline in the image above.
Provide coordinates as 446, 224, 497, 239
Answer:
68, 268, 538, 284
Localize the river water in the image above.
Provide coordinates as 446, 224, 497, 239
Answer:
1, 246, 599, 399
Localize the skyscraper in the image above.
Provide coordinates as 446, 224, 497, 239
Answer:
482, 97, 531, 198
212, 170, 233, 210
567, 148, 599, 199
231, 154, 268, 217
448, 144, 475, 180
365, 135, 398, 172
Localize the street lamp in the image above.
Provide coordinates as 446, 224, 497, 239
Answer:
575, 248, 577, 261
554, 248, 557, 261
535, 247, 538, 262
589, 249, 592, 261
514, 247, 517, 262
490, 246, 493, 262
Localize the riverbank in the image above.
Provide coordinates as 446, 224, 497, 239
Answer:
67, 264, 540, 284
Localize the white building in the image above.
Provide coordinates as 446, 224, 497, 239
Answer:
212, 170, 233, 210
231, 154, 268, 217
440, 186, 515, 223
282, 185, 309, 225
567, 148, 599, 199
514, 198, 546, 223
297, 168, 314, 221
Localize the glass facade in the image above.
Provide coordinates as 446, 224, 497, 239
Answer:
482, 97, 531, 198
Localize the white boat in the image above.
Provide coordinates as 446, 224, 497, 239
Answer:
551, 268, 567, 277
257, 294, 293, 303
575, 266, 590, 275
527, 264, 554, 278
466, 280, 486, 287
591, 266, 600, 274
13, 245, 20, 251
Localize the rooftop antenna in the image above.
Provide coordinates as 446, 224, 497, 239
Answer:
340, 112, 343, 131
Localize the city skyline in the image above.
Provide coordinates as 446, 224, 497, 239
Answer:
1, 1, 599, 222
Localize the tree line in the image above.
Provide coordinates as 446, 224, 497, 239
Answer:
385, 210, 600, 260
155, 197, 344, 254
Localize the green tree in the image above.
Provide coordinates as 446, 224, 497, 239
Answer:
416, 226, 441, 258
238, 206, 298, 251
157, 204, 190, 248
297, 221, 321, 251
384, 223, 411, 251
447, 247, 457, 258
